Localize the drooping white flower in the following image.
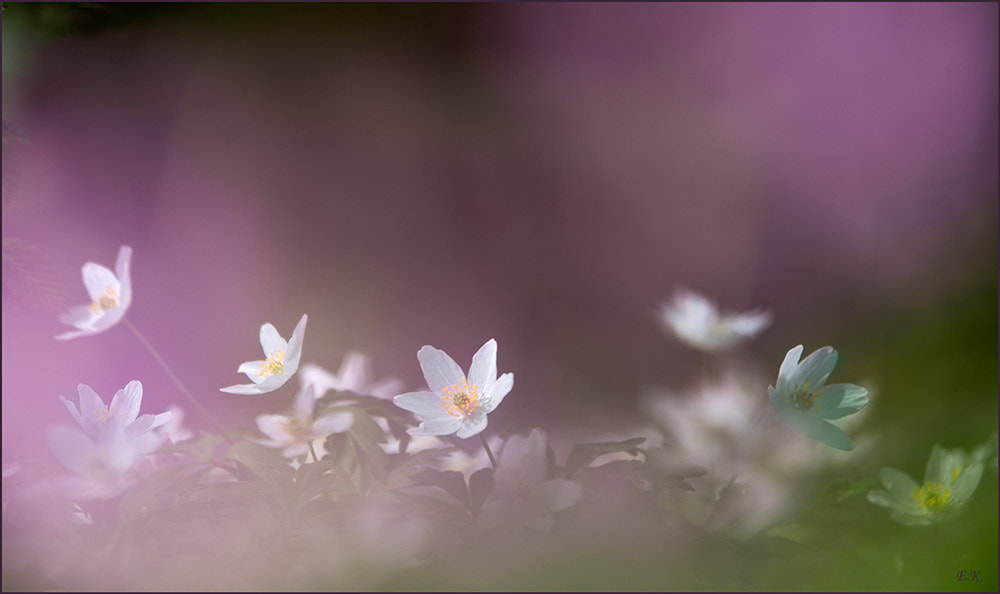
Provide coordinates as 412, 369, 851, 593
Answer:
255, 385, 354, 458
767, 345, 869, 451
220, 314, 308, 395
393, 339, 513, 439
300, 351, 403, 400
868, 444, 984, 526
479, 429, 582, 533
55, 245, 132, 340
58, 381, 172, 451
659, 288, 772, 351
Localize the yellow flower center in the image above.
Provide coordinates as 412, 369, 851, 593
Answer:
790, 381, 820, 411
256, 349, 286, 378
441, 377, 480, 418
92, 405, 115, 425
913, 481, 950, 512
280, 416, 310, 441
87, 285, 119, 314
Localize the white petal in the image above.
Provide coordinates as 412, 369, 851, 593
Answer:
311, 411, 354, 436
336, 352, 372, 392
59, 305, 99, 328
256, 414, 293, 443
110, 381, 143, 426
724, 309, 773, 338
776, 345, 804, 394
394, 391, 448, 420
467, 339, 497, 392
59, 395, 85, 430
238, 360, 267, 383
81, 262, 119, 301
539, 478, 582, 512
455, 415, 487, 439
283, 314, 308, 374
408, 416, 462, 436
47, 426, 95, 474
255, 374, 290, 394
481, 372, 513, 413
220, 383, 265, 395
259, 323, 287, 357
77, 384, 106, 436
417, 345, 465, 396
794, 346, 838, 389
55, 327, 96, 341
114, 246, 132, 310
496, 429, 547, 489
293, 385, 317, 417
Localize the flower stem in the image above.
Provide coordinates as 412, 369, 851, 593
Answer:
308, 440, 320, 463
124, 318, 233, 444
480, 433, 497, 469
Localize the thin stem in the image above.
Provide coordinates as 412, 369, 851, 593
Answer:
308, 440, 319, 464
480, 433, 497, 470
124, 318, 234, 444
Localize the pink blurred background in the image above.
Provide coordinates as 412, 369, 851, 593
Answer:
3, 3, 997, 468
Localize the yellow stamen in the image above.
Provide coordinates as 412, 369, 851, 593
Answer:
256, 348, 286, 378
912, 481, 950, 512
440, 377, 480, 418
87, 285, 119, 314
790, 381, 820, 411
92, 405, 114, 425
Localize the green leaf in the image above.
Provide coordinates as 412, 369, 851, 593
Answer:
468, 468, 494, 512
411, 469, 469, 508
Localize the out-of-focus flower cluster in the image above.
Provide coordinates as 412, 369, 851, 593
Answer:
2, 254, 994, 591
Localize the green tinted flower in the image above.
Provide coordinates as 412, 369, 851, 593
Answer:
767, 345, 869, 450
867, 444, 984, 525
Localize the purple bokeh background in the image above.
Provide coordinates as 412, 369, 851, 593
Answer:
3, 3, 997, 469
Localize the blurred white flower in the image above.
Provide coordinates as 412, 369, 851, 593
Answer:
221, 314, 308, 395
479, 429, 582, 533
255, 385, 353, 458
868, 444, 984, 525
300, 351, 403, 400
659, 288, 771, 351
644, 374, 853, 536
161, 405, 194, 444
59, 381, 172, 450
46, 423, 146, 499
767, 345, 869, 451
55, 245, 132, 340
393, 339, 513, 439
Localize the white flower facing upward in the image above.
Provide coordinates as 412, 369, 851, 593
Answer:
49, 380, 172, 499
59, 381, 172, 449
659, 288, 772, 351
393, 339, 513, 439
221, 314, 308, 395
867, 445, 984, 526
55, 245, 132, 340
768, 345, 869, 451
478, 429, 582, 533
255, 385, 354, 458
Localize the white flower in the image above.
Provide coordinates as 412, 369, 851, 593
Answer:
767, 345, 869, 451
300, 351, 403, 400
220, 314, 308, 395
479, 429, 582, 533
55, 245, 132, 340
659, 288, 772, 351
46, 424, 146, 500
255, 385, 354, 458
868, 445, 984, 525
393, 339, 513, 439
58, 381, 172, 451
